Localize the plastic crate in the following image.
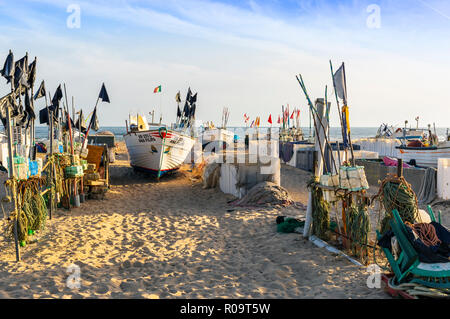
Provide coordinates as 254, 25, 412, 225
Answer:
65, 165, 84, 178
28, 160, 39, 177
319, 174, 339, 202
339, 166, 369, 191
15, 163, 28, 180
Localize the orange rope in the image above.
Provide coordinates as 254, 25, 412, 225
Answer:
405, 222, 441, 247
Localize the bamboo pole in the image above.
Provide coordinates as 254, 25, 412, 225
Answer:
6, 49, 20, 261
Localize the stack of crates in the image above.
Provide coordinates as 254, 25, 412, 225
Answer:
64, 165, 84, 178
84, 163, 100, 182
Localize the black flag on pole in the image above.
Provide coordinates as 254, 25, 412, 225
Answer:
34, 80, 46, 100
13, 55, 29, 89
39, 107, 49, 125
1, 51, 14, 82
190, 92, 197, 104
51, 84, 63, 107
50, 85, 63, 118
24, 89, 35, 125
185, 87, 192, 103
189, 103, 196, 119
177, 105, 182, 118
98, 83, 110, 103
183, 100, 190, 118
89, 107, 100, 131
27, 59, 36, 88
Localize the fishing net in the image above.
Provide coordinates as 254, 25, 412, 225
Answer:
5, 177, 48, 243
374, 175, 418, 234
307, 177, 330, 240
231, 182, 293, 207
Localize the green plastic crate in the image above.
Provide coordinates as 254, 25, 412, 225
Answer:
65, 165, 84, 178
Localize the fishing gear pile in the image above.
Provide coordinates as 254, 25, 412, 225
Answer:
346, 203, 370, 263
375, 175, 418, 234
307, 177, 330, 240
231, 182, 293, 207
5, 177, 47, 244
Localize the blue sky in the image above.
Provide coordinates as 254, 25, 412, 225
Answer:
0, 0, 449, 127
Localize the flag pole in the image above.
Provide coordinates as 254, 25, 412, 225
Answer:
6, 49, 20, 261
81, 97, 100, 151
330, 60, 348, 161
342, 62, 355, 165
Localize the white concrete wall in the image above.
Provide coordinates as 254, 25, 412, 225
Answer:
438, 158, 450, 200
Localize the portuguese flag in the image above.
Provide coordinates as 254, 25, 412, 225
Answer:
153, 85, 162, 93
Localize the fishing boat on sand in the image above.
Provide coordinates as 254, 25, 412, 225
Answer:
124, 115, 195, 178
395, 124, 450, 168
123, 88, 198, 178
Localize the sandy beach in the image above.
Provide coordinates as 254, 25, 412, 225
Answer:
0, 142, 447, 299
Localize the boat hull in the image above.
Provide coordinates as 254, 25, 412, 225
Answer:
124, 129, 195, 177
397, 144, 450, 168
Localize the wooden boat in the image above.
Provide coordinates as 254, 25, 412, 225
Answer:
396, 141, 450, 168
376, 124, 425, 141
201, 127, 235, 149
124, 116, 195, 178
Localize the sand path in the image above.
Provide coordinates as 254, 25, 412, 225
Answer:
0, 145, 389, 298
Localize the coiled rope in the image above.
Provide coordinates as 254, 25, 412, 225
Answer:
373, 175, 418, 234
405, 222, 441, 247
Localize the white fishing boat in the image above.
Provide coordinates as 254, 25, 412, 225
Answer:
201, 108, 235, 150
124, 115, 195, 178
202, 126, 235, 147
397, 141, 450, 168
376, 124, 425, 141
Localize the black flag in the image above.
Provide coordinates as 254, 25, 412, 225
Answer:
185, 87, 192, 103
27, 59, 36, 88
98, 83, 110, 103
89, 107, 99, 131
51, 84, 63, 106
49, 85, 62, 119
13, 55, 29, 89
0, 94, 13, 127
189, 103, 196, 119
34, 80, 46, 100
177, 105, 182, 118
39, 107, 49, 125
1, 51, 14, 82
183, 100, 190, 118
190, 92, 197, 104
24, 89, 35, 123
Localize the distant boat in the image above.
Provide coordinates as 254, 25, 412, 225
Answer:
376, 123, 425, 141
397, 141, 450, 168
124, 115, 195, 178
201, 127, 235, 151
